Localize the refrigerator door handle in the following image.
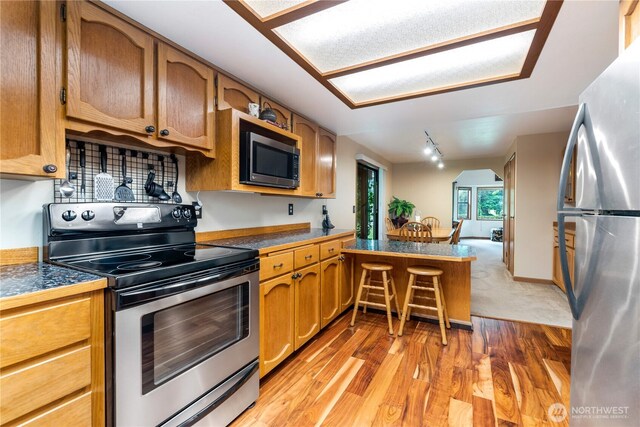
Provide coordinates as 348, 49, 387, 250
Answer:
557, 213, 581, 320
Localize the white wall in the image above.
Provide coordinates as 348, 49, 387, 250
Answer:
453, 169, 503, 238
509, 131, 568, 280
0, 136, 391, 254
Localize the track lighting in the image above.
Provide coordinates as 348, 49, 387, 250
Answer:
424, 130, 445, 169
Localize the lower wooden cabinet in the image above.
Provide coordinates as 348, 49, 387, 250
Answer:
294, 263, 321, 350
320, 257, 340, 328
0, 288, 105, 426
259, 275, 295, 377
552, 226, 575, 293
339, 254, 355, 311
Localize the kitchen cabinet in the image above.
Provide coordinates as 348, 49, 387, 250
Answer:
216, 74, 260, 113
317, 128, 337, 198
320, 257, 340, 328
339, 238, 356, 311
259, 275, 295, 377
0, 288, 105, 426
0, 0, 65, 179
552, 226, 575, 293
157, 43, 215, 151
294, 263, 321, 350
66, 1, 215, 157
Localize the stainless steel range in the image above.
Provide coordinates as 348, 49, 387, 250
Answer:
44, 203, 260, 427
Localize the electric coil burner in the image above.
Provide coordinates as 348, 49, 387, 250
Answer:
44, 203, 260, 427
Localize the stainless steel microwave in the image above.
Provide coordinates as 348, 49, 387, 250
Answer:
240, 132, 300, 189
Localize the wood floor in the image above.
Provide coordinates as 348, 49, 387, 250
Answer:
233, 312, 572, 427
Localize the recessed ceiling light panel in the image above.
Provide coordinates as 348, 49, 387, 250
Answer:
274, 0, 545, 73
243, 0, 309, 19
329, 30, 535, 104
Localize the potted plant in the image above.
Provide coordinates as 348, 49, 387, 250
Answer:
388, 196, 415, 228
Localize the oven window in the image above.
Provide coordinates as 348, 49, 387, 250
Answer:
254, 143, 290, 178
140, 282, 250, 394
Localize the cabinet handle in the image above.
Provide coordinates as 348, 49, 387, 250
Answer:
339, 255, 345, 261
273, 263, 284, 269
145, 125, 156, 134
160, 129, 170, 137
292, 273, 301, 279
328, 248, 335, 252
42, 164, 58, 174
305, 255, 313, 260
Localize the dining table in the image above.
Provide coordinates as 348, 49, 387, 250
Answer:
386, 227, 454, 242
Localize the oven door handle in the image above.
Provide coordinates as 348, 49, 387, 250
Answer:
118, 274, 222, 307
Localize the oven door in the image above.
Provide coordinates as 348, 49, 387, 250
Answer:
114, 269, 259, 427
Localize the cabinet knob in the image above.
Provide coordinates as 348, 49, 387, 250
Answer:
42, 164, 58, 174
160, 129, 170, 137
145, 125, 156, 134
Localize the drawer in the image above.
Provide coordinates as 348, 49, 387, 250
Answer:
260, 251, 294, 281
0, 346, 92, 424
294, 245, 319, 269
0, 298, 91, 369
320, 240, 340, 260
20, 391, 92, 427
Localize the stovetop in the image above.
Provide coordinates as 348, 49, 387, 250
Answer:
56, 243, 258, 289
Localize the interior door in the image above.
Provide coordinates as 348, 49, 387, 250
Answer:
356, 162, 379, 240
503, 154, 515, 274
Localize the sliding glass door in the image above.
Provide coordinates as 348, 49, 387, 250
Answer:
356, 162, 379, 240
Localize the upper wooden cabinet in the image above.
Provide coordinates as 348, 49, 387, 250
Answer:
0, 0, 64, 178
157, 43, 215, 151
292, 115, 318, 197
317, 128, 337, 198
217, 74, 259, 113
260, 97, 292, 130
66, 1, 155, 135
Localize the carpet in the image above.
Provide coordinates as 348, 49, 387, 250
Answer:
463, 239, 572, 328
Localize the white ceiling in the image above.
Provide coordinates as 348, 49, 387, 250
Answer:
105, 0, 619, 162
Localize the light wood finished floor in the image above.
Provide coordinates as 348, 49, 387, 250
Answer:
232, 312, 572, 426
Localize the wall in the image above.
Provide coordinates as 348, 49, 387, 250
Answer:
391, 157, 504, 229
0, 136, 391, 253
453, 169, 504, 238
509, 131, 568, 281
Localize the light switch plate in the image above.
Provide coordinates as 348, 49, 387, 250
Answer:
288, 204, 294, 215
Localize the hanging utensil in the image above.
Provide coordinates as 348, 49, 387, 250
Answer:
114, 149, 135, 201
59, 145, 75, 198
94, 145, 115, 201
144, 169, 170, 201
170, 154, 182, 203
78, 141, 86, 198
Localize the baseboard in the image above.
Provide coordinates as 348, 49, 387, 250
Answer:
513, 276, 554, 285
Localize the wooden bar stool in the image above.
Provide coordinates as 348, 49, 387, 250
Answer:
398, 266, 451, 344
350, 262, 401, 334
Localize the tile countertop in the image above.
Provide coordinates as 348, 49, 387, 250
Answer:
0, 263, 105, 299
202, 228, 355, 253
342, 239, 477, 262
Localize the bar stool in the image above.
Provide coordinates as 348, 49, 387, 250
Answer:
398, 266, 451, 345
350, 262, 401, 334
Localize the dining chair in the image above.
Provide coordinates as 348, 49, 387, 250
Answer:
450, 219, 464, 244
385, 217, 396, 232
399, 222, 432, 243
420, 216, 440, 229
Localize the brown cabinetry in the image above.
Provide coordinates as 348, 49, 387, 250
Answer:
294, 263, 321, 349
0, 287, 105, 426
339, 238, 356, 311
0, 0, 64, 178
552, 226, 575, 293
216, 74, 259, 113
317, 128, 337, 198
292, 115, 337, 198
320, 257, 340, 328
259, 275, 294, 377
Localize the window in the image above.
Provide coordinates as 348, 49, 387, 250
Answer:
456, 187, 471, 220
477, 187, 504, 220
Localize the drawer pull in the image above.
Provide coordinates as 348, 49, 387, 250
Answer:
328, 248, 335, 252
305, 255, 313, 260
273, 263, 284, 269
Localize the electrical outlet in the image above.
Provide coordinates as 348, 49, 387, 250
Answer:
192, 202, 203, 219
353, 205, 356, 213
288, 204, 294, 215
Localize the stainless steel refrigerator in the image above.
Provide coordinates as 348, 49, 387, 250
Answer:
557, 39, 639, 426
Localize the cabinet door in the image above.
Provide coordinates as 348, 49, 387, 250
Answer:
317, 128, 337, 198
292, 115, 318, 197
552, 244, 566, 292
0, 0, 63, 178
216, 74, 259, 113
339, 254, 355, 311
294, 263, 320, 350
320, 257, 340, 328
567, 247, 575, 290
66, 2, 155, 135
259, 275, 295, 377
157, 43, 215, 151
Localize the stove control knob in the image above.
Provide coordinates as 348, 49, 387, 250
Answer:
62, 210, 77, 222
172, 207, 182, 219
81, 210, 95, 221
181, 207, 192, 219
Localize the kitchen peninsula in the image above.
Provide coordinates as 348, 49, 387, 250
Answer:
342, 239, 476, 329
